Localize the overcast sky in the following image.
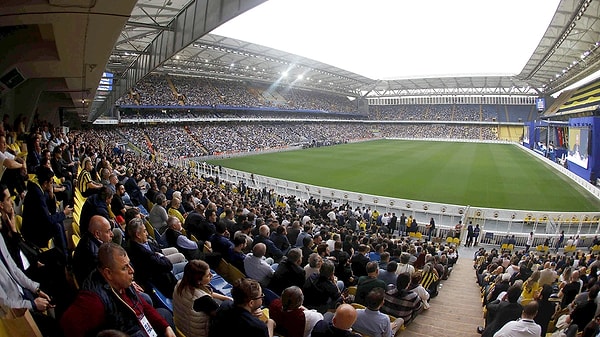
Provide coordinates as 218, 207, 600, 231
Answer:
212, 0, 561, 80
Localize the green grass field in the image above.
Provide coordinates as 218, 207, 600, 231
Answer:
208, 139, 600, 212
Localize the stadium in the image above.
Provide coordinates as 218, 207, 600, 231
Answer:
1, 1, 600, 337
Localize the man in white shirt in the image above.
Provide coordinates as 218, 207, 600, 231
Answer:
244, 243, 274, 288
493, 301, 541, 337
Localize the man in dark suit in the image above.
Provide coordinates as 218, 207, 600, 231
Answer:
126, 217, 177, 298
21, 166, 72, 258
350, 244, 370, 277
478, 285, 523, 336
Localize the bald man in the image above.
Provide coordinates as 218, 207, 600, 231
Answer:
254, 224, 284, 262
244, 243, 274, 288
311, 303, 361, 337
72, 215, 114, 285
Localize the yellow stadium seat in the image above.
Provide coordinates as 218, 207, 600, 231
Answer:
351, 303, 366, 310
446, 237, 453, 244
72, 221, 81, 237
564, 245, 576, 255
14, 214, 22, 234
144, 221, 156, 240
348, 286, 357, 296
72, 234, 80, 249
592, 245, 600, 254
452, 237, 460, 245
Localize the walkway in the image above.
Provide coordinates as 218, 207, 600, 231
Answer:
401, 246, 484, 337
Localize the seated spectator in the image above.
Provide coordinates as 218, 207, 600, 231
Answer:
0, 217, 61, 337
270, 225, 291, 255
229, 235, 247, 274
395, 252, 415, 276
304, 253, 323, 279
244, 243, 274, 288
335, 251, 356, 287
61, 243, 175, 337
72, 215, 114, 285
210, 221, 234, 261
148, 193, 169, 235
355, 261, 386, 306
311, 303, 361, 337
77, 156, 103, 197
407, 271, 430, 310
420, 258, 440, 297
254, 224, 284, 263
350, 244, 370, 277
164, 216, 205, 261
566, 285, 599, 333
520, 270, 541, 306
126, 218, 184, 298
184, 203, 207, 239
21, 166, 72, 259
381, 272, 423, 325
534, 284, 558, 337
79, 185, 113, 234
167, 197, 185, 224
378, 261, 398, 287
269, 248, 305, 296
210, 278, 276, 337
493, 301, 541, 337
478, 285, 523, 337
353, 288, 403, 337
173, 260, 232, 337
269, 286, 323, 337
303, 259, 344, 314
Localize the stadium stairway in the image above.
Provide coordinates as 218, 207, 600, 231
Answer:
401, 245, 484, 337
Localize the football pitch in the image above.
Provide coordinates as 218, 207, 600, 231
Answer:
208, 139, 600, 212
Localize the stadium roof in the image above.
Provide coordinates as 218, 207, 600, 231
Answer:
1, 0, 600, 122
106, 0, 600, 99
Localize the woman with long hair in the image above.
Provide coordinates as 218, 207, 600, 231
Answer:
520, 270, 541, 305
172, 260, 232, 337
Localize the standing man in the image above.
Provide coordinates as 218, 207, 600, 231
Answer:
473, 224, 481, 246
398, 213, 406, 237
555, 230, 564, 253
525, 232, 534, 253
389, 213, 397, 236
453, 220, 462, 239
426, 217, 435, 242
466, 222, 474, 247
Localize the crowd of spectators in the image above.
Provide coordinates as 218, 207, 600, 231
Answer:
475, 244, 600, 337
0, 117, 472, 336
118, 74, 360, 114
368, 104, 509, 122
112, 122, 497, 158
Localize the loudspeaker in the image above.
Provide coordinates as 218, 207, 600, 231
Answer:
0, 68, 26, 89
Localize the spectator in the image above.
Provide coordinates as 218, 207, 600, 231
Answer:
61, 243, 175, 337
381, 272, 423, 325
210, 278, 276, 337
353, 288, 403, 337
311, 303, 361, 337
355, 261, 386, 306
269, 286, 323, 337
269, 248, 305, 296
172, 259, 232, 337
303, 259, 344, 314
244, 243, 274, 288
